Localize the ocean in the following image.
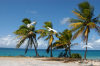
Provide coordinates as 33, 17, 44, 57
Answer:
0, 48, 100, 60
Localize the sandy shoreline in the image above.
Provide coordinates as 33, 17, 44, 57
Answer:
0, 57, 100, 66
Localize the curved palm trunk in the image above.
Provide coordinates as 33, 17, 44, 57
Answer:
31, 37, 39, 57
33, 43, 39, 57
69, 45, 71, 58
84, 38, 88, 60
50, 43, 53, 57
65, 48, 68, 57
84, 30, 89, 60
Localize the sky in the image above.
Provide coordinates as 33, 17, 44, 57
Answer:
0, 0, 100, 50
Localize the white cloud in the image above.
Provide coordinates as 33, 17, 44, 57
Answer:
95, 39, 100, 43
72, 35, 100, 50
1, 35, 100, 50
37, 39, 48, 49
0, 35, 17, 48
0, 35, 47, 49
61, 17, 70, 24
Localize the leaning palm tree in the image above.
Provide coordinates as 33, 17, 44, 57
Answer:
69, 2, 100, 59
14, 18, 39, 57
36, 22, 57, 57
53, 29, 72, 57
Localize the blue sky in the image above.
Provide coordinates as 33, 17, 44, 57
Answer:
0, 0, 100, 49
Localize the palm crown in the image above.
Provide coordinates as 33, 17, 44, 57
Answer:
36, 22, 57, 57
69, 2, 100, 59
14, 18, 39, 56
53, 29, 72, 57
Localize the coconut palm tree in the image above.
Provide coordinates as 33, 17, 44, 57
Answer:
36, 22, 57, 57
69, 1, 100, 59
53, 29, 73, 57
14, 18, 39, 57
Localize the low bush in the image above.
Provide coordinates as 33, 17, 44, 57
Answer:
71, 53, 82, 59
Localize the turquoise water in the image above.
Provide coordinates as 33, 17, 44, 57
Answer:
0, 48, 100, 59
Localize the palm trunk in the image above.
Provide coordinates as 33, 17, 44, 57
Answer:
50, 43, 53, 57
65, 48, 68, 57
84, 39, 88, 60
84, 30, 89, 60
31, 37, 39, 57
69, 45, 71, 58
33, 43, 39, 57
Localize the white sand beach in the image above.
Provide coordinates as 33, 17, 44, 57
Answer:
0, 57, 100, 66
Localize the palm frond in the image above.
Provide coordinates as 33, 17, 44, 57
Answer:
14, 28, 28, 35
69, 18, 83, 23
95, 26, 100, 35
78, 1, 90, 13
92, 15, 100, 24
22, 18, 31, 25
72, 27, 85, 40
36, 29, 48, 39
72, 11, 86, 20
16, 36, 27, 48
45, 35, 50, 41
36, 29, 45, 33
69, 22, 83, 28
87, 22, 96, 28
78, 1, 94, 19
43, 22, 52, 29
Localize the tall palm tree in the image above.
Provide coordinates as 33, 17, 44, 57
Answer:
14, 18, 39, 57
36, 22, 57, 57
53, 29, 72, 57
69, 2, 100, 59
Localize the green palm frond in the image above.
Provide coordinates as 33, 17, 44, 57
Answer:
72, 11, 86, 20
45, 35, 50, 41
19, 25, 28, 29
16, 36, 27, 48
82, 27, 90, 42
22, 18, 31, 25
53, 29, 72, 52
87, 22, 96, 28
43, 22, 52, 28
69, 22, 83, 28
78, 1, 94, 19
14, 18, 39, 55
53, 42, 67, 48
69, 18, 83, 23
14, 29, 29, 35
72, 27, 85, 40
78, 1, 91, 13
95, 26, 100, 35
92, 15, 100, 23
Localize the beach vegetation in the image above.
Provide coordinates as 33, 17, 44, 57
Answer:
71, 53, 82, 59
53, 29, 72, 57
14, 18, 39, 57
69, 1, 100, 59
36, 22, 58, 57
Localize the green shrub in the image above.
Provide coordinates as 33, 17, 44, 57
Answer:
71, 53, 82, 58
